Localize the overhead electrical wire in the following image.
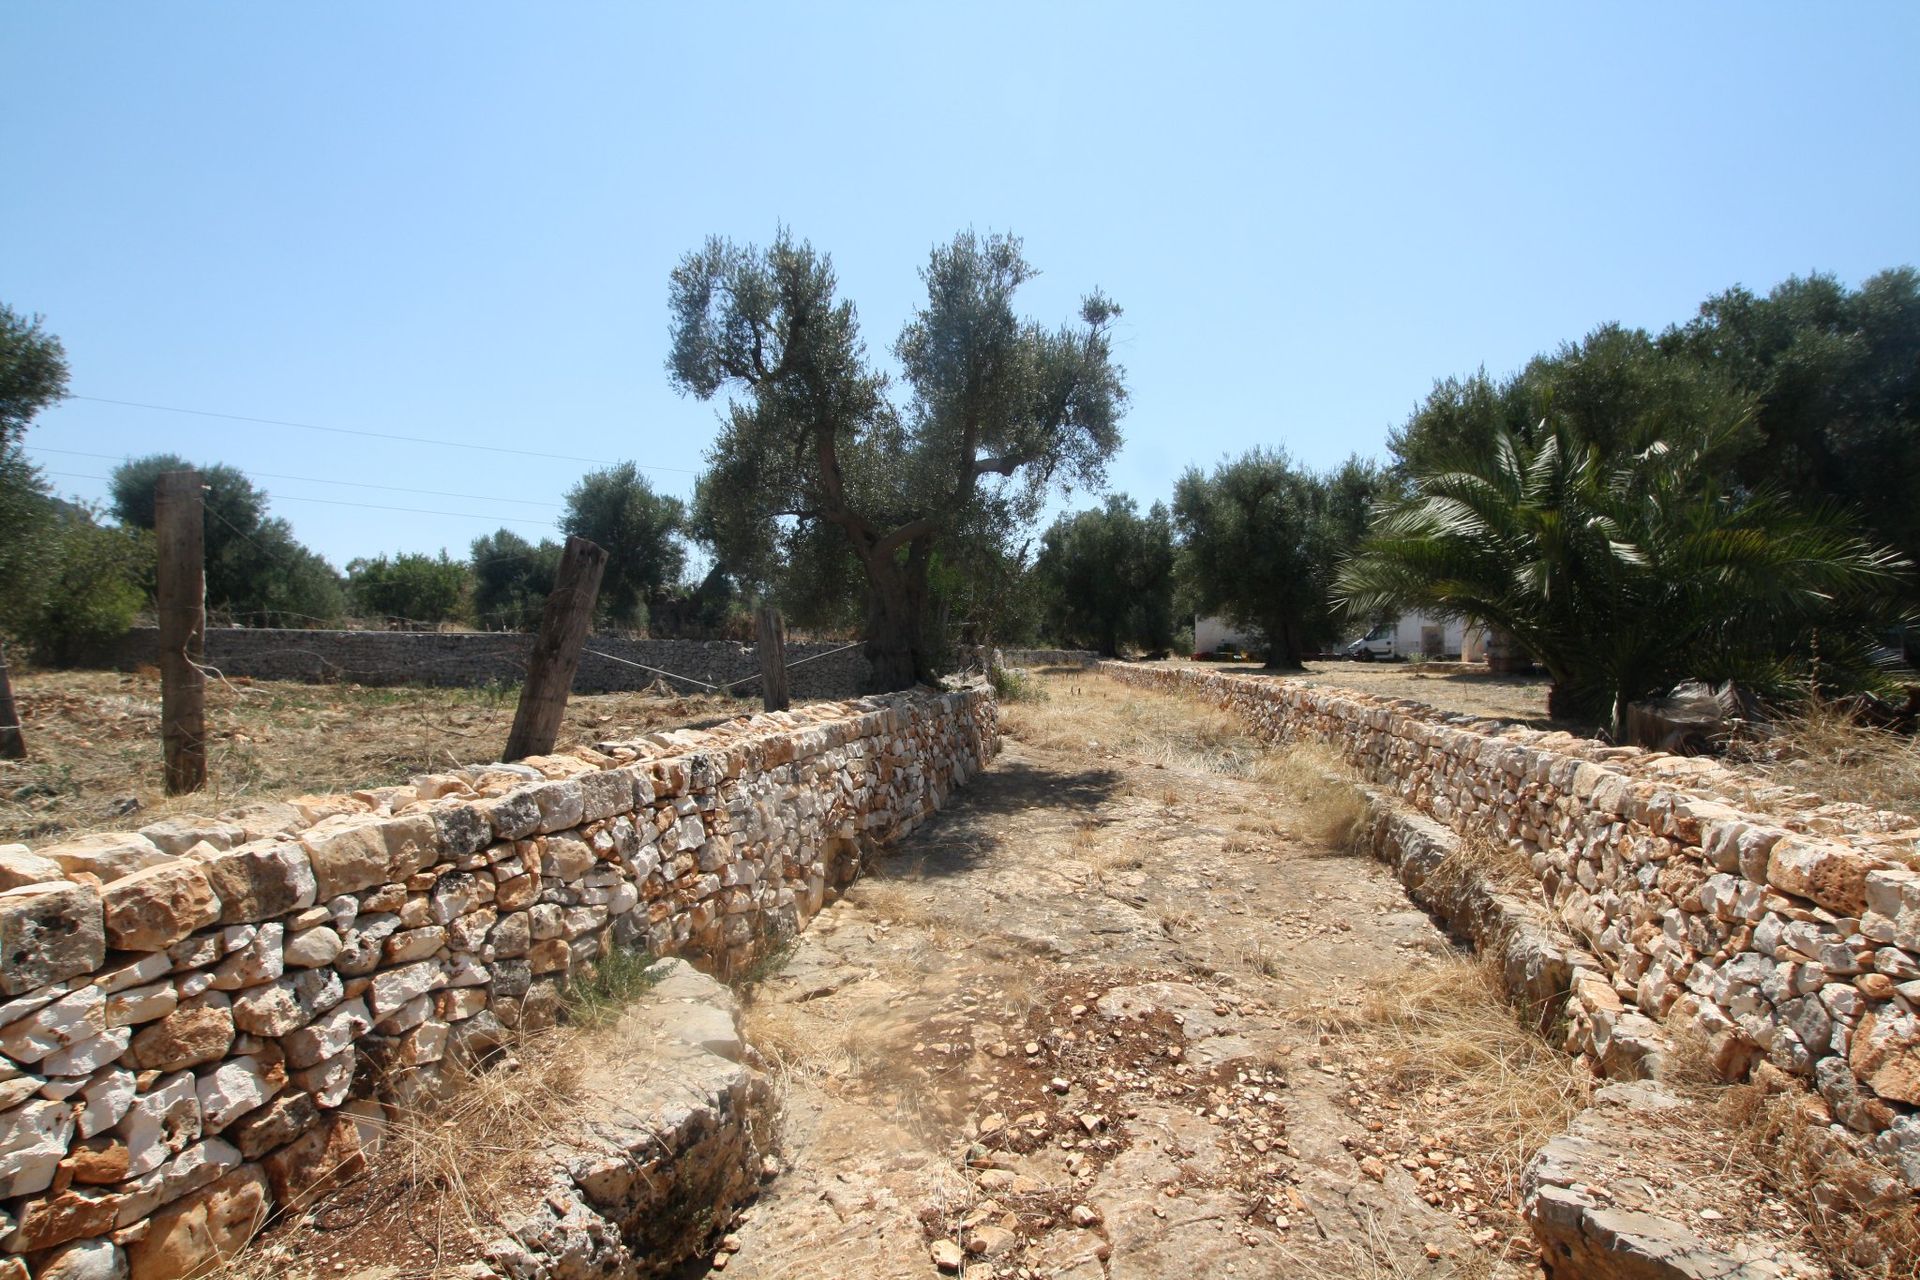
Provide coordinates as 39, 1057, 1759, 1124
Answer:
61, 394, 700, 474
24, 445, 565, 508
39, 470, 560, 530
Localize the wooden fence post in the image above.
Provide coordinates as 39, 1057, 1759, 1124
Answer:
0, 641, 24, 761
756, 605, 790, 712
504, 535, 607, 762
156, 470, 207, 794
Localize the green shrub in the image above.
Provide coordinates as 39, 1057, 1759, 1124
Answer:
990, 664, 1048, 702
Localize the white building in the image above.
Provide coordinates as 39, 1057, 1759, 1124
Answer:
1193, 612, 1488, 661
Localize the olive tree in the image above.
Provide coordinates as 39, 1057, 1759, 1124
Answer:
669, 230, 1126, 690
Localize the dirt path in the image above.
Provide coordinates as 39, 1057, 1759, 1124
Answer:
715, 678, 1566, 1279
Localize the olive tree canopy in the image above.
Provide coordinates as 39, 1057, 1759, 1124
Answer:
668, 229, 1126, 690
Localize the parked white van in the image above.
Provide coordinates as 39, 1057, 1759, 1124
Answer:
1342, 614, 1482, 661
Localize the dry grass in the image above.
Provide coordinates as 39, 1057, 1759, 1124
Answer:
1733, 696, 1920, 824
212, 1026, 584, 1279
1657, 1031, 1920, 1280
1000, 672, 1278, 778
1004, 670, 1373, 852
1427, 834, 1540, 902
1249, 742, 1372, 851
1, 667, 749, 846
1704, 1083, 1920, 1280
1308, 958, 1592, 1207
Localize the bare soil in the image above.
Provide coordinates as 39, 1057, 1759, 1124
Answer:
714, 672, 1595, 1279
0, 667, 750, 847
201, 668, 1838, 1279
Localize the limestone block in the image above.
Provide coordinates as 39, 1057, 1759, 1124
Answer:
4, 1185, 118, 1253
577, 768, 634, 823
1, 985, 105, 1063
482, 789, 543, 842
39, 832, 168, 883
334, 912, 400, 976
380, 813, 441, 881
1863, 867, 1920, 951
0, 881, 106, 995
106, 981, 179, 1029
489, 910, 531, 958
124, 1164, 269, 1280
0, 1098, 74, 1197
282, 925, 340, 968
382, 925, 446, 964
102, 860, 222, 952
539, 834, 595, 882
430, 871, 490, 923
115, 1071, 200, 1177
194, 1056, 275, 1131
41, 1025, 131, 1076
1767, 838, 1890, 916
447, 907, 495, 953
432, 801, 493, 858
34, 1238, 127, 1280
126, 997, 233, 1073
78, 1066, 137, 1139
195, 840, 316, 924
1851, 1006, 1920, 1106
138, 819, 244, 858
148, 1137, 241, 1213
207, 923, 284, 991
0, 844, 64, 890
225, 1089, 318, 1160
229, 980, 311, 1037
290, 1049, 353, 1107
368, 959, 444, 1018
281, 998, 370, 1070
529, 781, 586, 835
299, 818, 392, 900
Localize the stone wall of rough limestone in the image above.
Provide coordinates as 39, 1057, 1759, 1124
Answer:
0, 687, 996, 1278
1103, 662, 1920, 1186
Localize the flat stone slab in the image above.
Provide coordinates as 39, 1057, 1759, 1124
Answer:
1522, 1082, 1825, 1280
479, 959, 774, 1278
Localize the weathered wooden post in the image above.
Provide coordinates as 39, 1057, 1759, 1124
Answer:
0, 640, 24, 760
156, 470, 207, 794
756, 605, 790, 712
504, 535, 607, 762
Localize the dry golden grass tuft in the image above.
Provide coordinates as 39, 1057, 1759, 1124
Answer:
1424, 833, 1540, 904
1657, 1028, 1920, 1280
1248, 741, 1373, 851
999, 674, 1276, 778
211, 1026, 585, 1279
1307, 958, 1591, 1208
1734, 696, 1920, 826
1004, 670, 1374, 854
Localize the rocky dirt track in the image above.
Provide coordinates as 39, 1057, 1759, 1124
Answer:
710, 674, 1576, 1279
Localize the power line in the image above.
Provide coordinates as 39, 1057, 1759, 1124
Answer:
24, 445, 565, 509
41, 470, 559, 529
62, 394, 700, 474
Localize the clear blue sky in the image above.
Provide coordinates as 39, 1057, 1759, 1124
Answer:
6, 3, 1917, 570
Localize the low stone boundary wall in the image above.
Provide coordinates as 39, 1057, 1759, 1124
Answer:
994, 648, 1098, 668
1103, 662, 1920, 1185
0, 686, 996, 1276
75, 628, 874, 699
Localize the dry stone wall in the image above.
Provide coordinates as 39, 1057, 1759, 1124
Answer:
1104, 662, 1920, 1187
80, 628, 874, 699
0, 687, 996, 1278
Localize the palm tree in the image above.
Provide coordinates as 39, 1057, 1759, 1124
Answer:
1336, 422, 1907, 739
